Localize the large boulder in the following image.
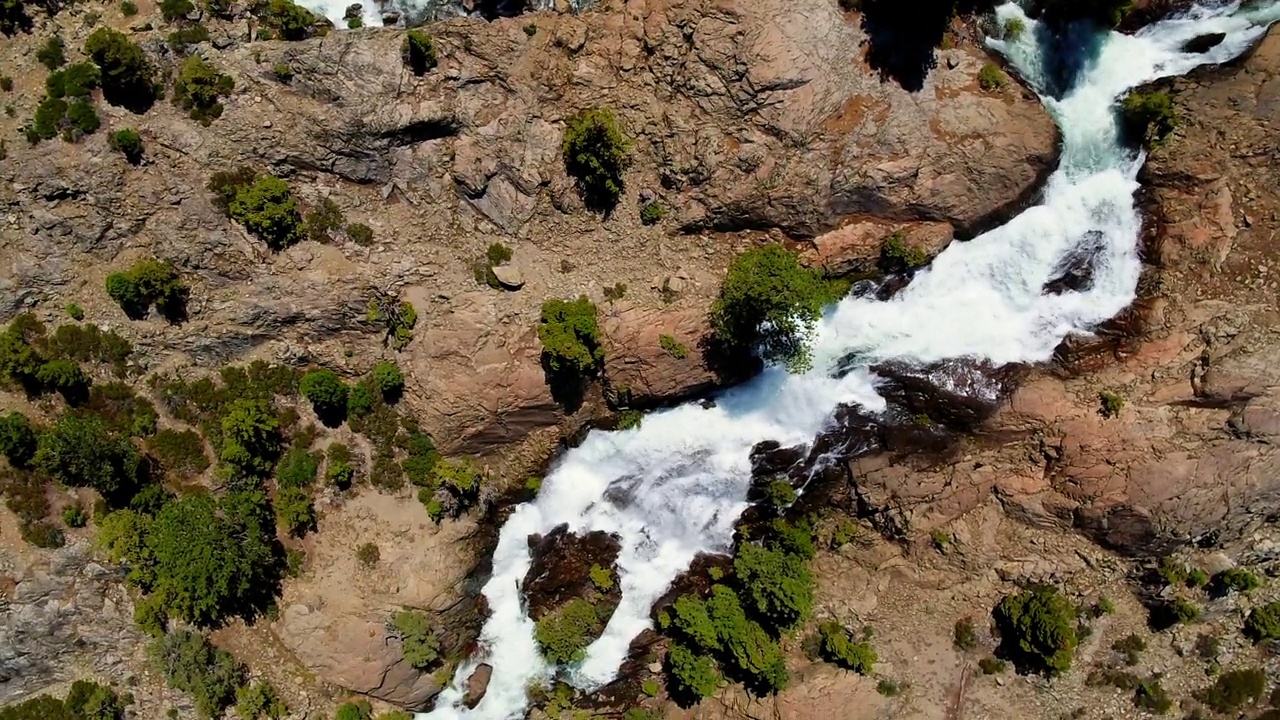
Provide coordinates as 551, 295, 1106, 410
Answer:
601, 304, 722, 408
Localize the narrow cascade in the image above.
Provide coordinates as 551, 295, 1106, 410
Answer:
420, 3, 1280, 718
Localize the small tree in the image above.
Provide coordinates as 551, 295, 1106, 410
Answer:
403, 30, 437, 75
391, 609, 440, 669
219, 399, 280, 482
150, 630, 244, 719
1245, 602, 1280, 643
36, 35, 66, 70
534, 598, 598, 664
160, 0, 194, 20
666, 642, 720, 705
228, 176, 304, 250
733, 543, 814, 633
992, 585, 1078, 675
817, 621, 876, 673
106, 259, 187, 321
371, 361, 404, 402
300, 369, 348, 426
36, 414, 141, 503
109, 127, 144, 164
84, 27, 156, 112
0, 411, 38, 467
562, 108, 632, 211
235, 681, 288, 720
174, 55, 234, 124
538, 296, 602, 375
262, 0, 314, 40
36, 358, 90, 404
1121, 90, 1176, 150
710, 245, 839, 373
274, 486, 316, 537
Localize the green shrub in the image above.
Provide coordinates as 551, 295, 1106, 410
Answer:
335, 701, 372, 720
1122, 90, 1176, 150
1003, 16, 1026, 38
879, 232, 928, 273
36, 414, 141, 503
1099, 390, 1125, 418
60, 501, 88, 528
1168, 597, 1199, 625
37, 358, 90, 404
356, 541, 379, 566
535, 598, 599, 664
640, 201, 664, 226
304, 197, 342, 240
659, 334, 690, 360
168, 23, 212, 51
562, 108, 632, 211
1112, 633, 1146, 666
1198, 668, 1267, 713
107, 127, 143, 164
371, 361, 405, 402
733, 542, 814, 633
0, 76, 10, 92
616, 409, 643, 431
208, 166, 258, 211
300, 369, 348, 425
160, 0, 194, 21
21, 521, 65, 548
992, 585, 1077, 675
229, 176, 304, 250
1214, 567, 1261, 596
763, 518, 814, 560
366, 296, 417, 349
174, 55, 234, 123
817, 621, 876, 673
666, 642, 720, 705
538, 296, 602, 375
433, 456, 482, 506
274, 486, 315, 537
271, 63, 294, 83
25, 96, 64, 143
0, 680, 128, 720
261, 0, 314, 40
403, 30, 437, 75
276, 445, 318, 488
105, 259, 187, 321
150, 630, 244, 719
954, 616, 978, 652
44, 323, 132, 375
346, 222, 374, 245
706, 585, 788, 694
84, 27, 156, 112
711, 245, 839, 372
0, 411, 37, 467
762, 480, 795, 509
148, 428, 210, 478
46, 61, 100, 98
235, 681, 288, 720
1245, 602, 1280, 643
219, 398, 281, 483
392, 609, 440, 669
326, 442, 355, 489
978, 62, 1006, 91
37, 35, 66, 70
145, 492, 280, 625
121, 0, 137, 14
978, 657, 1006, 674
345, 380, 372, 420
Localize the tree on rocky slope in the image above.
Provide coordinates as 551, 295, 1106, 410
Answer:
84, 28, 156, 112
562, 108, 632, 212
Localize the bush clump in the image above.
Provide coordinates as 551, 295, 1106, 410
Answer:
37, 35, 66, 70
228, 175, 304, 250
219, 398, 281, 483
538, 296, 603, 376
562, 108, 632, 211
1121, 90, 1176, 150
303, 197, 343, 241
978, 62, 1006, 91
36, 414, 141, 503
640, 201, 664, 226
300, 369, 349, 426
148, 428, 211, 478
150, 629, 244, 719
879, 232, 928, 273
711, 244, 839, 373
817, 621, 876, 673
1245, 602, 1280, 643
36, 358, 91, 404
0, 411, 38, 467
261, 0, 314, 40
666, 642, 720, 704
403, 30, 437, 75
366, 295, 417, 350
84, 27, 156, 112
274, 486, 315, 537
1213, 567, 1261, 597
392, 609, 440, 669
109, 127, 144, 164
1198, 668, 1267, 713
235, 681, 288, 720
105, 259, 188, 321
992, 585, 1078, 675
734, 543, 814, 633
1099, 390, 1124, 418
535, 597, 601, 665
173, 55, 234, 124
371, 361, 405, 402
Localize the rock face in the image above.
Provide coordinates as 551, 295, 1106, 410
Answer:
0, 541, 143, 704
0, 0, 1056, 457
839, 28, 1280, 556
523, 525, 621, 620
272, 493, 487, 709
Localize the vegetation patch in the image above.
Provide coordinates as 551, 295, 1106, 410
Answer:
109, 127, 144, 164
106, 259, 188, 321
84, 27, 157, 112
151, 629, 244, 719
711, 245, 841, 373
228, 175, 305, 250
817, 621, 876, 673
392, 609, 440, 669
404, 30, 438, 75
879, 232, 928, 273
992, 585, 1078, 675
366, 295, 418, 350
659, 334, 689, 360
1121, 90, 1176, 150
562, 108, 632, 211
538, 296, 603, 376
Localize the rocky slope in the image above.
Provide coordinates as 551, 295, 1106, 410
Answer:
0, 0, 1060, 714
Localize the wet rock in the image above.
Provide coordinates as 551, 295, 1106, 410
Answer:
1184, 32, 1226, 54
490, 264, 524, 290
749, 440, 807, 478
1042, 230, 1104, 295
344, 2, 362, 18
523, 525, 621, 620
463, 663, 493, 709
871, 359, 1020, 433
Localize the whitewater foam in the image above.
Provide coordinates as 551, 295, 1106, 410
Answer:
418, 3, 1280, 718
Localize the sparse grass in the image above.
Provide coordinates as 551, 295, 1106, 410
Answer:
979, 657, 1006, 675
1112, 634, 1146, 666
659, 334, 689, 360
1100, 390, 1125, 418
953, 617, 978, 652
356, 542, 380, 567
978, 62, 1006, 91
876, 679, 901, 697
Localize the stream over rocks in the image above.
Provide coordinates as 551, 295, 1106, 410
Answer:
419, 3, 1280, 718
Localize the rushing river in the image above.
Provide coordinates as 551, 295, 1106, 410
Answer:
415, 3, 1280, 718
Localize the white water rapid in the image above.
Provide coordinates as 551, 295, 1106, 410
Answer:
420, 3, 1280, 718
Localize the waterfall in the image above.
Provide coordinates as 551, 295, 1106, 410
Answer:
419, 3, 1280, 718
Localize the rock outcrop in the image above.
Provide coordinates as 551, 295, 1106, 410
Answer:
840, 27, 1280, 556
0, 0, 1058, 456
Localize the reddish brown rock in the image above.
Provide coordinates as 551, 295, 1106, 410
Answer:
601, 305, 721, 407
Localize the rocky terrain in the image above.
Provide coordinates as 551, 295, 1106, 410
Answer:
5, 0, 1280, 718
